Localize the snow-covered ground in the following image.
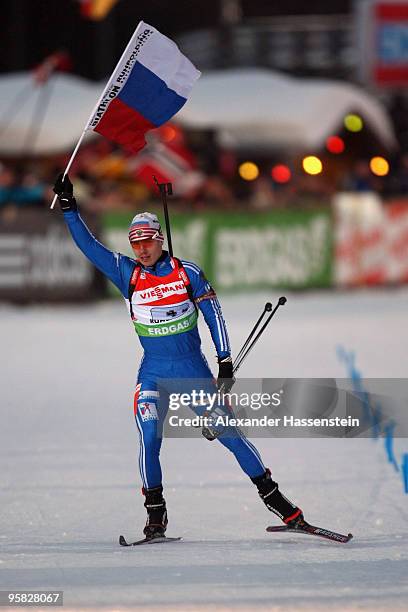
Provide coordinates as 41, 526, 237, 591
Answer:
1, 289, 408, 611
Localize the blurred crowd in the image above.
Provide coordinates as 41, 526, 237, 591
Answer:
1, 129, 408, 218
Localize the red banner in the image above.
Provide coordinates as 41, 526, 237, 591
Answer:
358, 0, 408, 87
335, 194, 408, 286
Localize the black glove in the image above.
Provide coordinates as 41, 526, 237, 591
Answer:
53, 173, 77, 212
217, 356, 235, 392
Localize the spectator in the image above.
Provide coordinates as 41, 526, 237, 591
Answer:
343, 159, 375, 192
0, 164, 15, 208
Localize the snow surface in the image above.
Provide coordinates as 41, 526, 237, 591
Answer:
1, 288, 408, 611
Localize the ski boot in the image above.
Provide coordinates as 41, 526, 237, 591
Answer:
142, 485, 168, 539
251, 469, 305, 528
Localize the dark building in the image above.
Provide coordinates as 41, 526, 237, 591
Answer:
2, 0, 351, 79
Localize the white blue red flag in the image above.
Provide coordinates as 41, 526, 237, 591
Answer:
86, 21, 201, 154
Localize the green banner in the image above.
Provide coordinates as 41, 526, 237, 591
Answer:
103, 209, 333, 292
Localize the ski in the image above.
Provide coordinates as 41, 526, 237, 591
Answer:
119, 534, 182, 547
266, 523, 353, 544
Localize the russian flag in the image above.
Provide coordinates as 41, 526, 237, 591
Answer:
86, 22, 201, 154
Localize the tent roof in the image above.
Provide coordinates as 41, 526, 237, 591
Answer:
0, 72, 102, 156
0, 69, 396, 156
176, 68, 397, 151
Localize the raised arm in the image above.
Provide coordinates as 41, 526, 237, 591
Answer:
53, 174, 134, 297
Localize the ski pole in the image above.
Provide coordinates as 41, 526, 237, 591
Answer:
216, 297, 287, 395
153, 176, 173, 257
234, 301, 272, 367
202, 297, 287, 440
233, 296, 287, 374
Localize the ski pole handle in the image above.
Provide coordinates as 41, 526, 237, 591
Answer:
233, 296, 287, 374
202, 297, 287, 441
234, 301, 272, 366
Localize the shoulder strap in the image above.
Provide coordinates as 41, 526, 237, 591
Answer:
173, 257, 218, 308
172, 257, 197, 312
128, 263, 141, 319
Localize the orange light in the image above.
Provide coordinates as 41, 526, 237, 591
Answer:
302, 156, 323, 175
370, 156, 389, 177
271, 164, 291, 183
239, 162, 259, 181
326, 136, 345, 154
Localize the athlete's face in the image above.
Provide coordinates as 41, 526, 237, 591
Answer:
131, 239, 163, 267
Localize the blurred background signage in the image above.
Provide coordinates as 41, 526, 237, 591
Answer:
358, 0, 408, 87
1, 0, 408, 301
0, 211, 104, 301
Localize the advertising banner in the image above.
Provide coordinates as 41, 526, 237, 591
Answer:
0, 211, 105, 301
358, 0, 408, 87
103, 209, 333, 292
334, 193, 408, 285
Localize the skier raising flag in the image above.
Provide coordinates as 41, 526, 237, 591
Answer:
51, 20, 352, 546
53, 175, 307, 542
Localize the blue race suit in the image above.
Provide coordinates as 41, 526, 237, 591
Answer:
64, 211, 265, 488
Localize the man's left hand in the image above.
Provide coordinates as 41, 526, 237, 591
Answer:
53, 173, 77, 212
217, 356, 235, 392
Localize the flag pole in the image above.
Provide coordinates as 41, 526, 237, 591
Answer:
50, 20, 145, 210
49, 128, 90, 209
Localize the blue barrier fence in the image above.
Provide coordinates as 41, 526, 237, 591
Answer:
337, 346, 407, 494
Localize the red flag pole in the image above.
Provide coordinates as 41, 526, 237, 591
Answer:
0, 83, 35, 141
22, 79, 56, 155
1, 52, 72, 154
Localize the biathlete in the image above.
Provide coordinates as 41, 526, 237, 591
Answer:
53, 174, 305, 539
